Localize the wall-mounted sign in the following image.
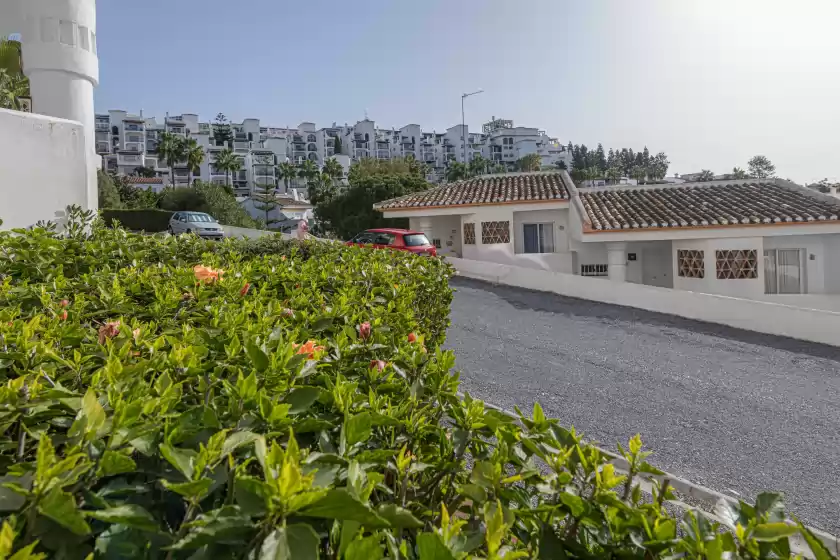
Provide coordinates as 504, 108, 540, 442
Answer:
628, 253, 637, 261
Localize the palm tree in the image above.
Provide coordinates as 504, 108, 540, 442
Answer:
299, 159, 319, 182
214, 148, 241, 188
445, 161, 468, 183
698, 169, 715, 182
322, 157, 343, 182
468, 154, 488, 178
277, 162, 297, 194
185, 138, 205, 185
158, 132, 187, 186
606, 166, 622, 184
732, 167, 748, 180
518, 153, 542, 172
630, 165, 647, 183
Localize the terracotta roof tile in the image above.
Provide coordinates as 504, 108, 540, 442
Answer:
125, 177, 164, 184
375, 172, 570, 210
579, 182, 840, 232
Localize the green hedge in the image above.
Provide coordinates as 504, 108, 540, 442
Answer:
0, 208, 829, 559
100, 208, 174, 232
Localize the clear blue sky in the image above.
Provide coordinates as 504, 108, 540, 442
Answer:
95, 0, 840, 183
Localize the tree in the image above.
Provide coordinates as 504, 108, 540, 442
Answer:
586, 166, 601, 184
298, 160, 320, 199
555, 160, 568, 170
251, 179, 279, 227
732, 167, 749, 179
698, 169, 715, 182
468, 154, 489, 177
214, 148, 241, 188
315, 172, 431, 239
748, 155, 775, 180
518, 153, 542, 172
630, 165, 647, 183
159, 181, 259, 228
606, 166, 622, 184
595, 143, 607, 173
97, 169, 122, 208
445, 161, 468, 183
212, 113, 233, 147
0, 39, 29, 111
277, 162, 297, 194
322, 157, 344, 182
649, 152, 670, 180
158, 132, 187, 186
132, 166, 156, 178
185, 138, 205, 185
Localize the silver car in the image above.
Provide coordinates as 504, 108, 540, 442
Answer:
168, 212, 225, 239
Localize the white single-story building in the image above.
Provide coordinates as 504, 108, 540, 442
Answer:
375, 171, 840, 299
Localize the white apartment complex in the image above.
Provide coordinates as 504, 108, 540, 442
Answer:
96, 110, 571, 194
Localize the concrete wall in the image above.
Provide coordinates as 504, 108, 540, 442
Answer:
449, 257, 840, 348
409, 215, 461, 258
672, 237, 765, 298
0, 109, 90, 229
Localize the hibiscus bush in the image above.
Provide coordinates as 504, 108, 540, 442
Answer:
0, 208, 832, 559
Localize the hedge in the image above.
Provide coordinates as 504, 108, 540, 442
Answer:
100, 208, 174, 232
0, 206, 830, 559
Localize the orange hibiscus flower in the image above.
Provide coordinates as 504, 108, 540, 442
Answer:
193, 265, 223, 284
293, 340, 325, 359
98, 321, 121, 344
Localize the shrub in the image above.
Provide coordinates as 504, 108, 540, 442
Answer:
101, 208, 174, 232
159, 182, 261, 229
0, 210, 829, 559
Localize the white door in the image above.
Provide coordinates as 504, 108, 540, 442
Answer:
642, 247, 672, 288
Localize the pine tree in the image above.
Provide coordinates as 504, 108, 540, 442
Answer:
595, 143, 607, 173
607, 148, 616, 171
642, 146, 651, 168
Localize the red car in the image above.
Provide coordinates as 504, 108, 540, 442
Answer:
346, 228, 437, 257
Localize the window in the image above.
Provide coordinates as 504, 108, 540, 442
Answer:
403, 234, 431, 247
373, 232, 396, 245
764, 249, 803, 294
432, 239, 442, 249
716, 249, 758, 279
463, 223, 476, 245
481, 221, 510, 244
581, 264, 608, 277
522, 223, 554, 254
677, 250, 705, 278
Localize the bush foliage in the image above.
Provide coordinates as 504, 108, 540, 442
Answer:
0, 208, 830, 559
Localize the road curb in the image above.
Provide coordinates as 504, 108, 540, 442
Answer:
464, 393, 840, 556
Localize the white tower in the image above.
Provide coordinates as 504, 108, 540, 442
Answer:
1, 0, 100, 210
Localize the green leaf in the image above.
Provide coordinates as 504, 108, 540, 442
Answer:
311, 317, 334, 332
159, 444, 196, 479
82, 389, 106, 435
99, 450, 137, 476
754, 492, 785, 522
300, 489, 388, 528
8, 542, 47, 560
170, 506, 254, 550
338, 521, 361, 558
38, 488, 91, 536
417, 533, 456, 560
559, 492, 585, 517
653, 519, 675, 541
376, 504, 423, 529
246, 340, 270, 372
161, 478, 214, 500
85, 504, 158, 532
284, 387, 321, 414
0, 520, 14, 557
259, 524, 320, 560
796, 519, 834, 560
344, 413, 372, 448
751, 522, 798, 542
345, 535, 383, 560
221, 431, 259, 458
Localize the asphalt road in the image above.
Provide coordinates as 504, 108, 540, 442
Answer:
446, 277, 840, 533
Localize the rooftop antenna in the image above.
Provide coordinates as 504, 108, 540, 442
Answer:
364, 109, 369, 121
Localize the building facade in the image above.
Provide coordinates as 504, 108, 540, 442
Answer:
95, 110, 572, 191
376, 172, 840, 301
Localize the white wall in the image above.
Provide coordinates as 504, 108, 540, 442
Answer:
0, 109, 90, 229
450, 257, 840, 348
764, 234, 831, 294
672, 237, 765, 298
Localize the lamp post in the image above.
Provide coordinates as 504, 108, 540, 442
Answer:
461, 89, 483, 164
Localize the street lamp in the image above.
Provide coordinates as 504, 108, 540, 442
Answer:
461, 89, 483, 164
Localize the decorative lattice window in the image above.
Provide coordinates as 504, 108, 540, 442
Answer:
581, 264, 608, 277
716, 249, 758, 279
677, 250, 705, 278
481, 221, 510, 244
463, 223, 476, 245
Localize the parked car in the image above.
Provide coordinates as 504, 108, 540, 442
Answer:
168, 212, 225, 239
345, 228, 437, 257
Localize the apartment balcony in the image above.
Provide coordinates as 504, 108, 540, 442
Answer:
124, 124, 144, 132
124, 142, 144, 152
96, 142, 111, 155
376, 150, 390, 160
422, 151, 436, 162
168, 128, 187, 137
95, 122, 110, 132
326, 138, 335, 146
354, 142, 370, 150
292, 151, 307, 160
144, 158, 158, 169
234, 141, 250, 152
326, 149, 335, 157
292, 135, 303, 143
354, 149, 369, 159
117, 153, 144, 166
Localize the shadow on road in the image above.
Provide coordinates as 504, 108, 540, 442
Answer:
450, 277, 840, 363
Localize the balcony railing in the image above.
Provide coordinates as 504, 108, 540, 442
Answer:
423, 152, 436, 162
118, 154, 143, 164
234, 142, 249, 152
95, 123, 110, 131
376, 150, 390, 159
124, 143, 144, 152
124, 124, 144, 132
96, 143, 110, 154
168, 128, 186, 136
